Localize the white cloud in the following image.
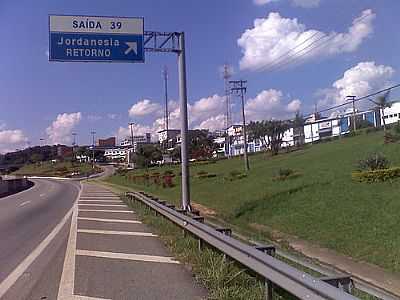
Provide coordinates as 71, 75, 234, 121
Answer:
292, 0, 320, 8
254, 0, 320, 7
107, 113, 118, 120
196, 114, 226, 131
129, 99, 162, 117
117, 124, 154, 142
318, 61, 395, 108
46, 112, 82, 145
0, 129, 28, 154
87, 114, 102, 122
245, 89, 302, 120
238, 9, 375, 71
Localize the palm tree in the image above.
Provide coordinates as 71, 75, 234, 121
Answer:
369, 91, 391, 133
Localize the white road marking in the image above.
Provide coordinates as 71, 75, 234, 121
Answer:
78, 200, 122, 203
78, 204, 126, 207
40, 193, 46, 197
79, 209, 133, 213
76, 250, 180, 264
78, 217, 141, 224
19, 200, 31, 207
0, 197, 77, 298
77, 229, 156, 237
74, 295, 111, 300
57, 204, 78, 300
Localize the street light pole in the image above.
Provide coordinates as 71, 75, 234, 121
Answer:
163, 66, 169, 150
230, 80, 250, 172
91, 131, 96, 169
129, 122, 135, 166
347, 95, 357, 132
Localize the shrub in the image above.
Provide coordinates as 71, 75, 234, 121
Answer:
162, 175, 174, 188
273, 168, 300, 181
197, 173, 217, 179
352, 167, 400, 183
357, 153, 390, 171
163, 169, 175, 176
224, 170, 247, 182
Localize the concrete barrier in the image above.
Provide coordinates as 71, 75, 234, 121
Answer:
0, 177, 34, 198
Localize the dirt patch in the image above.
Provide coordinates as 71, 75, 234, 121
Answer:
192, 202, 217, 216
249, 223, 286, 242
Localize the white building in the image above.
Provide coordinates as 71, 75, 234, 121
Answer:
382, 102, 400, 125
104, 148, 128, 161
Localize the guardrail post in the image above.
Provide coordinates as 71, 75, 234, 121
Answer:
255, 245, 275, 300
320, 275, 353, 293
265, 280, 273, 300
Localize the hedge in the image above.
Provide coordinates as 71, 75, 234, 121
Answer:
352, 167, 400, 183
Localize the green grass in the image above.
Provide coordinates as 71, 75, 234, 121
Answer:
106, 130, 400, 274
13, 161, 101, 177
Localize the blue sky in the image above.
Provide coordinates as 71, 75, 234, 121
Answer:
0, 0, 399, 152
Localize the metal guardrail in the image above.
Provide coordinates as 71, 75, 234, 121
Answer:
126, 191, 360, 300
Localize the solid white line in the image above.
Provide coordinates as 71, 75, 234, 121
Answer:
78, 204, 126, 207
77, 229, 156, 237
0, 198, 77, 298
57, 204, 78, 300
19, 200, 31, 207
79, 209, 133, 213
76, 250, 180, 264
57, 184, 82, 300
78, 217, 141, 224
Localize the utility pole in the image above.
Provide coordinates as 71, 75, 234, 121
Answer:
162, 66, 169, 150
91, 131, 96, 169
72, 132, 77, 147
129, 122, 135, 165
230, 80, 250, 172
347, 95, 357, 132
223, 64, 232, 158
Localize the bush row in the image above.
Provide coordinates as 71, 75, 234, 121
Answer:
352, 167, 400, 183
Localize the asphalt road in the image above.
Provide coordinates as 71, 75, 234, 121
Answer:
0, 179, 80, 300
0, 171, 207, 299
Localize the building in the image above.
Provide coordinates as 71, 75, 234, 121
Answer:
120, 133, 151, 147
97, 137, 116, 147
104, 148, 128, 161
158, 129, 180, 144
381, 102, 400, 125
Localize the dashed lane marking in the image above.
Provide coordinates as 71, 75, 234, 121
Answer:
78, 204, 126, 207
78, 209, 133, 213
77, 229, 156, 237
19, 201, 31, 207
78, 217, 141, 224
76, 250, 180, 264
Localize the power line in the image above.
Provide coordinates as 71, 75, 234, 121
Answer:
258, 31, 324, 72
266, 11, 373, 73
303, 83, 400, 119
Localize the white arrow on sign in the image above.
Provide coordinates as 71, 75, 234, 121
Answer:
124, 42, 138, 55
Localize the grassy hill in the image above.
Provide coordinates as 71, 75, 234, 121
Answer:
13, 161, 101, 177
107, 130, 400, 274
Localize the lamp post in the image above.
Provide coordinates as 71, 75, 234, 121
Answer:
128, 122, 135, 166
346, 95, 357, 132
90, 131, 96, 169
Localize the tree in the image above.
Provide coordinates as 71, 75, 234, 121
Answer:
134, 144, 162, 168
247, 121, 268, 150
292, 111, 305, 147
265, 120, 291, 155
247, 120, 291, 155
188, 129, 216, 160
